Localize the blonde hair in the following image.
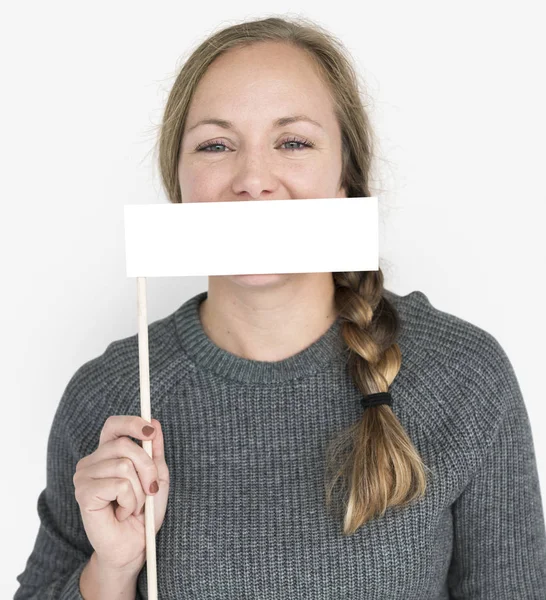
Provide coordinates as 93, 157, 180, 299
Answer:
155, 15, 430, 535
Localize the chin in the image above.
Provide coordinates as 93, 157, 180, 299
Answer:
230, 273, 288, 286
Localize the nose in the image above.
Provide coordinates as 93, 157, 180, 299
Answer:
230, 150, 278, 200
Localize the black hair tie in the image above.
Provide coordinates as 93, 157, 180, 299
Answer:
360, 391, 393, 410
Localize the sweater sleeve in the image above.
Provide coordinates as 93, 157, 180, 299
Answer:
446, 338, 546, 598
14, 360, 145, 599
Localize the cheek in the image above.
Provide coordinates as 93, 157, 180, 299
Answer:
179, 161, 224, 201
284, 162, 335, 196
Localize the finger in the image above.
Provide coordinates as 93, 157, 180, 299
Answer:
98, 415, 157, 447
74, 457, 147, 517
149, 419, 165, 462
147, 419, 169, 489
78, 436, 160, 503
76, 476, 137, 522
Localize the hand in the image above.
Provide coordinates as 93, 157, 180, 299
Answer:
73, 416, 170, 572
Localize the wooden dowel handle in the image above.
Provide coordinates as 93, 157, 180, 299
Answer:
137, 276, 158, 599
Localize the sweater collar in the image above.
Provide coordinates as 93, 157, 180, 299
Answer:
173, 290, 348, 383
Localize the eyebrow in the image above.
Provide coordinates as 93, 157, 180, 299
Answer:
185, 114, 324, 133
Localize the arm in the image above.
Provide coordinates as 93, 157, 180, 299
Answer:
446, 338, 546, 598
13, 363, 144, 599
79, 551, 139, 599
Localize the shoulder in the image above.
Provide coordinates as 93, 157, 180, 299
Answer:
65, 312, 181, 394
383, 287, 503, 364
53, 311, 194, 453
383, 288, 520, 468
383, 287, 512, 381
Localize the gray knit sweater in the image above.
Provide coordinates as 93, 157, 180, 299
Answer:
14, 288, 546, 599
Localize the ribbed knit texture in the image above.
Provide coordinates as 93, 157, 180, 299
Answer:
14, 288, 546, 599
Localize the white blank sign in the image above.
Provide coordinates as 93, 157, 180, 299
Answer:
123, 197, 378, 277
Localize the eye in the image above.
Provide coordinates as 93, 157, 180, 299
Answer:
195, 139, 230, 153
279, 136, 315, 151
194, 136, 316, 153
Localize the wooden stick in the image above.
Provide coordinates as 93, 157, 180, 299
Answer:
137, 276, 158, 599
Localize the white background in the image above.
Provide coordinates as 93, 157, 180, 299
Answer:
2, 1, 545, 597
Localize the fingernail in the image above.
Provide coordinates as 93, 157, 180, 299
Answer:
142, 425, 155, 436
149, 481, 159, 494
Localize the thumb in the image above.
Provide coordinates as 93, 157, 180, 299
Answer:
149, 418, 168, 470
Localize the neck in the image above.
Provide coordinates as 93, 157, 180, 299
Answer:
199, 272, 338, 362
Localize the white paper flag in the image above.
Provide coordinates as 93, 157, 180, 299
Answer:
124, 197, 378, 277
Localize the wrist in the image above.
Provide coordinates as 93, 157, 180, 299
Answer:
94, 551, 145, 578
81, 551, 142, 599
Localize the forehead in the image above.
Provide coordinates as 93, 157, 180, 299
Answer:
187, 42, 335, 121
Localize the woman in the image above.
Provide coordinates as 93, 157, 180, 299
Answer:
15, 15, 546, 599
